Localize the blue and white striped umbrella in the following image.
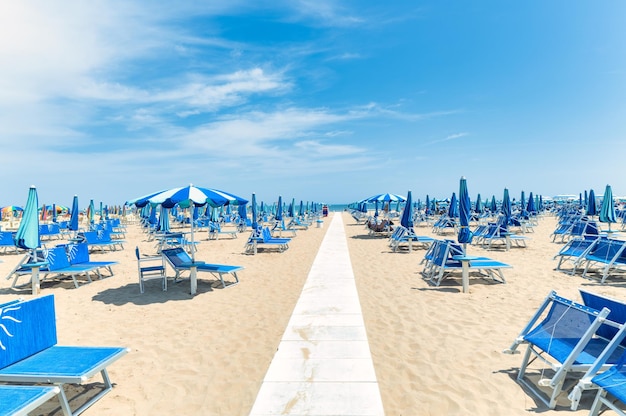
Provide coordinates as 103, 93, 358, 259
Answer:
146, 185, 247, 209
365, 193, 406, 203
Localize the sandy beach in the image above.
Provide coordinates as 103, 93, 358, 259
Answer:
0, 211, 623, 415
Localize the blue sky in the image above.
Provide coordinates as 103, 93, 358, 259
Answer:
1, 1, 625, 208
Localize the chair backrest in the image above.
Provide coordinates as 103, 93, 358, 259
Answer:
0, 231, 14, 245
588, 239, 626, 262
66, 243, 90, 265
580, 290, 626, 348
0, 295, 57, 369
45, 246, 72, 270
161, 247, 192, 267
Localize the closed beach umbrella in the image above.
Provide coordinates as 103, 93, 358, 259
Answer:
69, 195, 79, 231
88, 199, 95, 226
52, 203, 58, 222
425, 195, 431, 216
599, 184, 617, 231
400, 190, 414, 229
587, 189, 597, 217
490, 196, 497, 213
527, 192, 536, 213
502, 188, 511, 225
251, 193, 258, 230
448, 193, 459, 218
14, 186, 40, 251
458, 177, 472, 247
475, 194, 482, 214
275, 196, 283, 221
298, 200, 304, 217
158, 205, 170, 233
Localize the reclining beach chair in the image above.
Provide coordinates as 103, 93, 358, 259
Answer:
161, 246, 242, 289
580, 238, 626, 283
0, 230, 19, 253
567, 290, 626, 410
0, 295, 129, 416
78, 230, 125, 252
425, 240, 510, 287
244, 227, 291, 255
208, 221, 238, 240
0, 384, 61, 416
66, 242, 118, 280
553, 236, 601, 275
389, 226, 434, 252
503, 290, 625, 409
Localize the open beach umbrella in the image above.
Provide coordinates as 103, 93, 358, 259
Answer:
251, 193, 258, 230
14, 186, 40, 251
587, 189, 597, 217
1, 206, 23, 217
502, 188, 512, 225
365, 193, 406, 203
69, 196, 79, 231
458, 177, 473, 248
599, 184, 617, 231
400, 190, 414, 229
142, 185, 247, 209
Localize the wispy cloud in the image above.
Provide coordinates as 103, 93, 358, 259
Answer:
428, 132, 469, 144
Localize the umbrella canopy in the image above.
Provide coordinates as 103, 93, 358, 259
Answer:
458, 177, 473, 245
490, 196, 497, 213
1, 206, 23, 217
298, 200, 304, 217
365, 193, 406, 203
251, 193, 258, 230
425, 195, 431, 216
502, 188, 512, 225
88, 199, 95, 226
146, 185, 247, 209
14, 186, 40, 250
587, 189, 597, 216
599, 184, 617, 230
448, 193, 459, 218
400, 190, 414, 228
69, 195, 79, 231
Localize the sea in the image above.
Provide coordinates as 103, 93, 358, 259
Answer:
326, 204, 350, 212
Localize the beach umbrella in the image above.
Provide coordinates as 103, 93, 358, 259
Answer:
520, 191, 526, 213
527, 192, 536, 213
288, 200, 294, 218
502, 188, 512, 225
251, 193, 258, 230
148, 204, 158, 225
475, 194, 482, 214
275, 196, 283, 221
448, 193, 459, 218
143, 185, 247, 209
69, 195, 79, 231
365, 193, 406, 203
425, 195, 431, 216
400, 190, 414, 229
587, 189, 597, 217
1, 206, 23, 217
298, 200, 304, 217
14, 186, 40, 251
88, 199, 95, 226
458, 177, 473, 250
52, 203, 57, 222
490, 196, 497, 213
158, 205, 170, 233
599, 184, 617, 231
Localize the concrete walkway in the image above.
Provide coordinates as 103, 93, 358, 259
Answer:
249, 213, 385, 416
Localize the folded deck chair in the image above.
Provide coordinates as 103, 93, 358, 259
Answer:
0, 295, 129, 416
503, 290, 624, 409
161, 247, 242, 289
135, 246, 166, 293
0, 385, 61, 416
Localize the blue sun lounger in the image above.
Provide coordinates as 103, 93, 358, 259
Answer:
0, 385, 61, 416
0, 295, 129, 416
244, 227, 291, 254
161, 247, 242, 288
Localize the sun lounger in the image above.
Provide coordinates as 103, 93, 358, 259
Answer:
78, 230, 125, 252
244, 227, 291, 254
0, 295, 129, 416
161, 247, 242, 289
0, 385, 61, 416
0, 231, 19, 254
208, 221, 238, 240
